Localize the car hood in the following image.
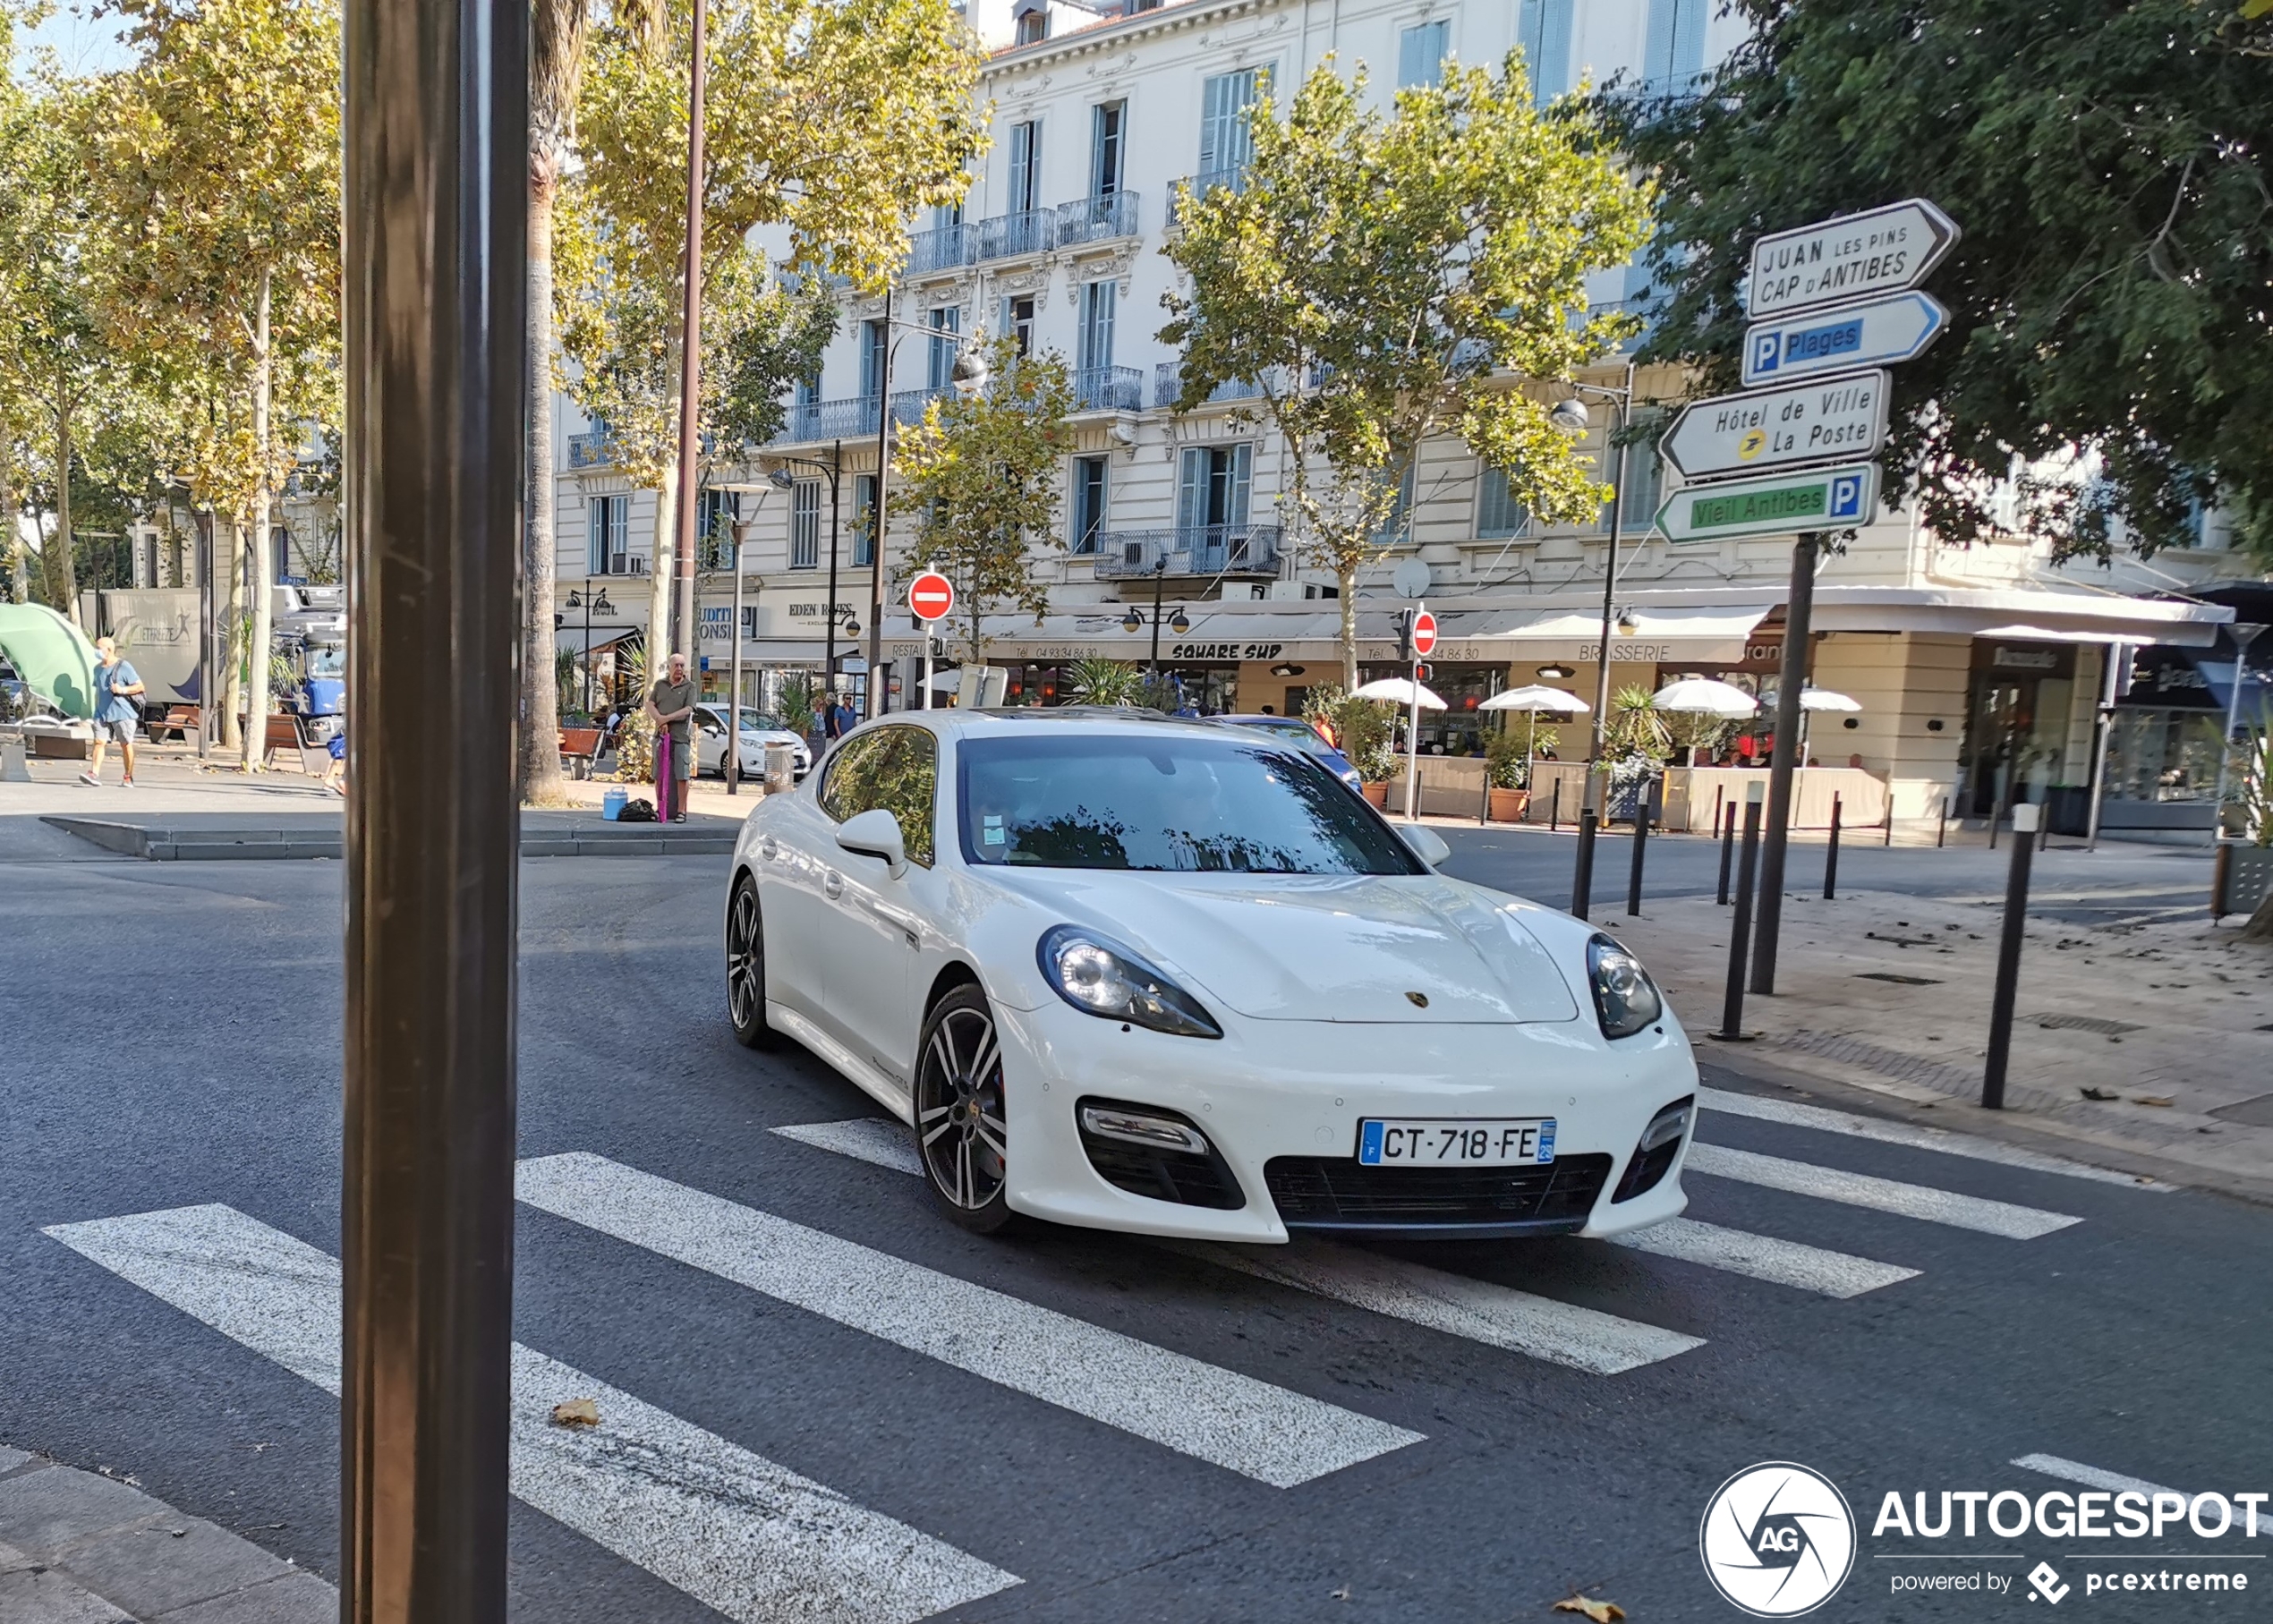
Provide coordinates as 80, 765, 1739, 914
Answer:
986, 870, 1580, 1025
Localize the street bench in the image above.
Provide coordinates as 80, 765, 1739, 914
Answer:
559, 727, 604, 779
149, 704, 200, 744
260, 712, 326, 775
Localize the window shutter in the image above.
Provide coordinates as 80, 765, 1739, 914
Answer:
1225, 443, 1253, 530
1176, 447, 1208, 533
1009, 122, 1036, 212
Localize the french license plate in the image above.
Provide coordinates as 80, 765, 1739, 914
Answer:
1358, 1118, 1556, 1167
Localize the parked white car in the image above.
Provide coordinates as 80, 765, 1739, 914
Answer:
694, 704, 811, 780
724, 710, 1697, 1242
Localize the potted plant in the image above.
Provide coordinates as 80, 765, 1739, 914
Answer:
1306, 684, 1395, 805
1485, 727, 1530, 822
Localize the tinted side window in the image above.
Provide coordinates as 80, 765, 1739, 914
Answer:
818, 727, 937, 868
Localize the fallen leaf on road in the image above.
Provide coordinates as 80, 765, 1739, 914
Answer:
550, 1398, 600, 1429
2080, 1087, 2118, 1101
2133, 1095, 2174, 1107
1330, 1586, 1350, 1601
1553, 1596, 1624, 1621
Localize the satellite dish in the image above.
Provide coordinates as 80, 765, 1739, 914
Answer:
1392, 557, 1431, 599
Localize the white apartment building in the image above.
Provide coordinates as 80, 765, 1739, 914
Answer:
555, 0, 2255, 838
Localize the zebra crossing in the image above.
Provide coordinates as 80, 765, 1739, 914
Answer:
42, 1089, 2116, 1624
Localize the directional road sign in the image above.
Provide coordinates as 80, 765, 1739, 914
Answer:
1744, 199, 1960, 320
1655, 463, 1881, 546
907, 571, 955, 623
1741, 291, 1947, 387
1410, 610, 1437, 657
1659, 370, 1888, 481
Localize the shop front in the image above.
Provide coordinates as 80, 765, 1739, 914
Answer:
1954, 639, 2080, 820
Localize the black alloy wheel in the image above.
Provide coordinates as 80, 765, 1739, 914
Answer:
915, 984, 1012, 1232
725, 872, 779, 1050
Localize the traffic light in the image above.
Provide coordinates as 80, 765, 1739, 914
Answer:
1415, 663, 1431, 682
1396, 608, 1416, 664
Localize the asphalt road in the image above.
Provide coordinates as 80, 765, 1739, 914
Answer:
4, 852, 2267, 1623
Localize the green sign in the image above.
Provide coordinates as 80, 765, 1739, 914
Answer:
1654, 463, 1880, 544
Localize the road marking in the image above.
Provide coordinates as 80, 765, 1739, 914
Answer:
1699, 1087, 2163, 1189
1175, 1239, 1704, 1374
774, 1117, 919, 1174
517, 1152, 1422, 1488
1685, 1143, 2081, 1238
44, 1203, 1017, 1624
771, 1120, 1700, 1373
2012, 1454, 2178, 1499
1605, 1217, 1918, 1298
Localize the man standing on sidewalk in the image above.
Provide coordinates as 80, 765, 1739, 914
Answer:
80, 637, 146, 787
644, 650, 695, 823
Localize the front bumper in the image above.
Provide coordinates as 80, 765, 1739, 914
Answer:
995, 998, 1696, 1244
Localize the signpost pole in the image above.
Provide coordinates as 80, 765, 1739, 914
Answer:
1404, 602, 1425, 822
1714, 784, 1766, 1042
1749, 536, 1818, 996
726, 521, 747, 795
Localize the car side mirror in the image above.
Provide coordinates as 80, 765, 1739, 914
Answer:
1399, 824, 1451, 867
835, 807, 907, 879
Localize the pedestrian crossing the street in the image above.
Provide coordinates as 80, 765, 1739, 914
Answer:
45, 1092, 2121, 1624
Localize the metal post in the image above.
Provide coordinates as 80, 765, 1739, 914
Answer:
726, 522, 747, 795
864, 285, 894, 719
1937, 796, 1948, 849
194, 523, 211, 759
1824, 793, 1842, 900
1571, 807, 1597, 919
1148, 559, 1165, 676
670, 0, 707, 667
1981, 802, 2041, 1109
2212, 842, 2233, 921
1478, 764, 1489, 826
1716, 800, 1735, 905
1583, 362, 1636, 809
2210, 625, 2266, 829
1404, 602, 1425, 823
823, 442, 841, 703
1750, 535, 1818, 995
1988, 807, 1998, 851
2086, 642, 2126, 852
1714, 786, 1766, 1042
922, 634, 934, 711
1625, 777, 1652, 916
1550, 778, 1561, 832
340, 0, 524, 1608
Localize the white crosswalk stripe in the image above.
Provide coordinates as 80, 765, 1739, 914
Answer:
771, 1118, 1706, 1372
1698, 1087, 2163, 1189
1683, 1142, 2081, 1238
43, 1203, 1020, 1624
517, 1152, 1423, 1487
1605, 1217, 1920, 1298
2011, 1454, 2180, 1499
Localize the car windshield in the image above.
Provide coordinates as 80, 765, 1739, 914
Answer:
305, 644, 346, 680
735, 708, 785, 733
958, 733, 1420, 875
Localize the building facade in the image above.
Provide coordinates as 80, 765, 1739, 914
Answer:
554, 0, 2252, 836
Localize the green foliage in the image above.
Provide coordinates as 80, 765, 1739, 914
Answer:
1485, 726, 1529, 789
1067, 656, 1145, 707
1302, 683, 1394, 782
776, 671, 820, 738
1660, 707, 1734, 761
556, 647, 584, 719
892, 336, 1077, 663
1163, 54, 1654, 681
1605, 0, 2273, 566
1607, 684, 1673, 759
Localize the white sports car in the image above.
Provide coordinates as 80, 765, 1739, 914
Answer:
724, 710, 1697, 1242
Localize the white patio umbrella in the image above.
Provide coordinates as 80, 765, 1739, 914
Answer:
1758, 687, 1862, 759
1650, 677, 1760, 718
1351, 676, 1447, 710
1479, 684, 1591, 778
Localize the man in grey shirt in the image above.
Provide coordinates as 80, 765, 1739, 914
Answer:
644, 650, 695, 822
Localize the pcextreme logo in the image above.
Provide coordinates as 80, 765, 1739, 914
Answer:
1699, 1462, 1858, 1617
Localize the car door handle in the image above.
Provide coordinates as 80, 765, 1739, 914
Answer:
823, 871, 844, 900
758, 837, 778, 862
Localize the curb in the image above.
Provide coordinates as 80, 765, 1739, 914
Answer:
39, 817, 736, 862
0, 1449, 333, 1623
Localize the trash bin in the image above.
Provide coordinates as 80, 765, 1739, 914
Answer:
763, 744, 795, 796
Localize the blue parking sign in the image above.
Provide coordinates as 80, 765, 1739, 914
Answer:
1829, 472, 1867, 521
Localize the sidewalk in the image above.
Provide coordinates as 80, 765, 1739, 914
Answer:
0, 1449, 330, 1623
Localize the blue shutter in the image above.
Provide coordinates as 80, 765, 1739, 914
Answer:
1225, 444, 1253, 530
1080, 281, 1115, 374
1519, 0, 1573, 100
1177, 447, 1208, 535
1009, 121, 1037, 212
1398, 21, 1448, 89
1644, 0, 1705, 96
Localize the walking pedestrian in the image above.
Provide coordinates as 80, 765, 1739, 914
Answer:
80, 637, 146, 787
645, 650, 696, 823
824, 690, 856, 744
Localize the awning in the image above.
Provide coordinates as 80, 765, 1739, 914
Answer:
555, 625, 642, 656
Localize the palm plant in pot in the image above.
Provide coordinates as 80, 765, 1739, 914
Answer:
1485, 723, 1552, 822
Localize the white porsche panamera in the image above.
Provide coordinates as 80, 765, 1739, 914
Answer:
723, 710, 1698, 1243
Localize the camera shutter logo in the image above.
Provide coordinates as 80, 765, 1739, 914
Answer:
1698, 1462, 1856, 1616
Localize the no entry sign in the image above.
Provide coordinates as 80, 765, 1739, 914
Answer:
1410, 610, 1437, 657
908, 571, 955, 623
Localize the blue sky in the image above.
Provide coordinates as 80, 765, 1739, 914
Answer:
13, 2, 131, 79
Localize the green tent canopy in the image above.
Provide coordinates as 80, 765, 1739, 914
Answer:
0, 603, 102, 720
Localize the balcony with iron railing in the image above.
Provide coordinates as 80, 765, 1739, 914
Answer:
1056, 191, 1140, 247
975, 208, 1054, 262
566, 429, 612, 470
1167, 166, 1247, 228
774, 385, 954, 444
1152, 363, 1270, 411
1087, 523, 1284, 580
1069, 366, 1144, 413
905, 222, 974, 277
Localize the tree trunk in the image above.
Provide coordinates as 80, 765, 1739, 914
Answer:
241, 269, 277, 771
52, 393, 80, 624
2, 435, 23, 604
646, 478, 676, 692
1339, 562, 1359, 691
221, 517, 245, 751
520, 168, 571, 807
2243, 882, 2273, 943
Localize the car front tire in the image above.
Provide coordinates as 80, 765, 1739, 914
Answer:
914, 984, 1013, 1233
725, 872, 780, 1050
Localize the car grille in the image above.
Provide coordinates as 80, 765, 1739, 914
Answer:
1264, 1153, 1613, 1233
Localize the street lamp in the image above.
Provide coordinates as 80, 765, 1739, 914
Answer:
1551, 357, 1641, 799
770, 446, 845, 704
1123, 557, 1190, 684
561, 584, 617, 717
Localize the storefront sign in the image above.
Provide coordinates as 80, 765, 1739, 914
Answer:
787, 601, 858, 619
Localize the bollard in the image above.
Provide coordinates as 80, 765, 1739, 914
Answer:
1550, 778, 1562, 833
1478, 768, 1490, 826
1571, 807, 1598, 920
1981, 803, 2041, 1109
1988, 808, 1998, 851
2212, 841, 2233, 921
1937, 796, 1948, 849
1626, 778, 1654, 916
1714, 785, 1766, 1041
1824, 794, 1842, 900
1716, 801, 1736, 905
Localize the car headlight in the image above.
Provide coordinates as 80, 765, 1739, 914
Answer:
1587, 934, 1663, 1041
1037, 925, 1222, 1039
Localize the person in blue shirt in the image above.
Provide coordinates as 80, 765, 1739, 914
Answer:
81, 636, 146, 788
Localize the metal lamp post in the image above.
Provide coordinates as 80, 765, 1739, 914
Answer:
768, 450, 844, 700
1550, 357, 1639, 807
1122, 558, 1188, 682
2212, 624, 2267, 829
562, 582, 617, 717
